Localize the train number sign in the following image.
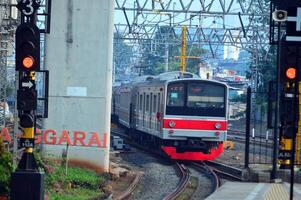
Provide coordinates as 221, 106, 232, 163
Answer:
17, 0, 40, 16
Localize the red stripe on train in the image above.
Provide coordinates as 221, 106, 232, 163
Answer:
162, 143, 224, 160
163, 119, 227, 130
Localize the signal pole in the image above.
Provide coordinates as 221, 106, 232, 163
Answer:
10, 1, 44, 199
271, 2, 301, 199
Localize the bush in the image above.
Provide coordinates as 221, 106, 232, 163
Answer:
0, 138, 13, 195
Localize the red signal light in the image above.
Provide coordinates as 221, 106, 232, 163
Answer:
286, 67, 296, 79
22, 56, 34, 69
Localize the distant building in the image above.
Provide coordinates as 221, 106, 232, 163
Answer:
224, 45, 240, 60
199, 62, 213, 79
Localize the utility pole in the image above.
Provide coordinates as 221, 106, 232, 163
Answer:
180, 26, 187, 72
175, 26, 200, 73
164, 43, 169, 72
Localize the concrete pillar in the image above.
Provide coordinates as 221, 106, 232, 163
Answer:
43, 0, 114, 172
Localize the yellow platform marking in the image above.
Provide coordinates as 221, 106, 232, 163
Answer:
264, 184, 289, 200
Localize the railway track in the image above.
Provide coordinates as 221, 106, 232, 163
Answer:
112, 126, 245, 199
163, 162, 190, 200
204, 160, 244, 181
112, 128, 189, 199
191, 161, 220, 194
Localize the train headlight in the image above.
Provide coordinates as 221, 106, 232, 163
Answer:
215, 123, 221, 129
169, 121, 176, 128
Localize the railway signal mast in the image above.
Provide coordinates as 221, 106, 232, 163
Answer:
10, 0, 44, 199
271, 1, 301, 199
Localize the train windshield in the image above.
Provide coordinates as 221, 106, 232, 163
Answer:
166, 81, 226, 117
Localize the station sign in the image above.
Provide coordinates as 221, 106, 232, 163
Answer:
278, 150, 292, 159
286, 7, 301, 42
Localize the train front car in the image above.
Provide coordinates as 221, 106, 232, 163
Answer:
162, 79, 228, 160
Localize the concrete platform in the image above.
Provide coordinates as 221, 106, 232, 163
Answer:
205, 182, 301, 200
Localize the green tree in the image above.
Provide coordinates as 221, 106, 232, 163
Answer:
140, 26, 207, 75
113, 33, 133, 80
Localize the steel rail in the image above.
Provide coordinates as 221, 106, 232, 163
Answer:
204, 160, 243, 181
114, 172, 143, 200
192, 161, 220, 193
111, 129, 190, 200
163, 162, 190, 200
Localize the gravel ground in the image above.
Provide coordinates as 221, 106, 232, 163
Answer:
117, 149, 180, 200
188, 167, 213, 200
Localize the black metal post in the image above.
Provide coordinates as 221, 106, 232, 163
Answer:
271, 23, 281, 180
289, 45, 301, 200
245, 87, 251, 169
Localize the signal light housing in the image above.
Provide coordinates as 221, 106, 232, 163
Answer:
17, 89, 37, 111
16, 23, 40, 71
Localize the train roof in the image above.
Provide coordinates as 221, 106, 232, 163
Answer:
155, 71, 199, 81
114, 71, 228, 89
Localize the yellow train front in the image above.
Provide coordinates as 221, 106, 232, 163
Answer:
112, 72, 229, 161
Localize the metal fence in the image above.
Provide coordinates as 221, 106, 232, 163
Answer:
240, 88, 300, 167
229, 87, 275, 166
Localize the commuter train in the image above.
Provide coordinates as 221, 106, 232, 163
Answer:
112, 71, 228, 160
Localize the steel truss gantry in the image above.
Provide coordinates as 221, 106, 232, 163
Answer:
0, 0, 14, 127
114, 0, 270, 53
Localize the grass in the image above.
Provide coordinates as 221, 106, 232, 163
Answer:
42, 159, 108, 200
49, 188, 102, 200
176, 176, 199, 200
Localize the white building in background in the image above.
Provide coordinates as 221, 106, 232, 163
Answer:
199, 62, 213, 79
224, 45, 240, 60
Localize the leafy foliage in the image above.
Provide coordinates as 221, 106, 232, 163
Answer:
140, 26, 207, 75
114, 33, 133, 80
0, 137, 13, 195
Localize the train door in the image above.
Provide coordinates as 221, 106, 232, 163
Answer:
149, 93, 152, 130
132, 93, 138, 128
153, 94, 157, 134
143, 92, 146, 128
145, 94, 150, 130
139, 93, 143, 128
129, 93, 136, 128
157, 92, 161, 132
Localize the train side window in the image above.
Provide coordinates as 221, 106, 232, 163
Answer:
139, 94, 143, 110
146, 95, 150, 112
153, 95, 157, 113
